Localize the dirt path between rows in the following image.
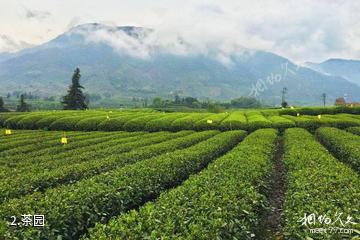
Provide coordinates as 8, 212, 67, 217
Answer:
258, 135, 286, 239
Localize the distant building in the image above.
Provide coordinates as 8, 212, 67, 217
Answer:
335, 97, 346, 106
334, 97, 359, 106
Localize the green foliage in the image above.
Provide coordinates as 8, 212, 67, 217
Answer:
122, 114, 160, 131
0, 131, 243, 239
97, 114, 139, 131
280, 106, 360, 116
316, 127, 360, 172
75, 116, 110, 131
0, 113, 23, 126
207, 102, 225, 113
194, 113, 229, 131
229, 96, 262, 108
88, 129, 278, 240
16, 94, 31, 112
144, 113, 186, 132
3, 115, 30, 129
0, 131, 201, 201
49, 115, 88, 131
152, 97, 163, 107
282, 115, 319, 131
169, 113, 211, 131
62, 68, 88, 110
16, 113, 54, 129
220, 111, 248, 130
268, 116, 296, 130
1, 110, 359, 132
0, 97, 9, 112
245, 111, 272, 131
346, 126, 360, 135
282, 128, 360, 239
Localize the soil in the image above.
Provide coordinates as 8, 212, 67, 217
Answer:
258, 136, 286, 240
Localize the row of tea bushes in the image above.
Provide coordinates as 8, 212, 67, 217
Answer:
1, 131, 214, 202
316, 127, 360, 173
282, 128, 360, 239
280, 106, 360, 116
0, 131, 245, 239
87, 129, 277, 239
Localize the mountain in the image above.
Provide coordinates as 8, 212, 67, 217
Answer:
305, 59, 360, 87
0, 23, 359, 106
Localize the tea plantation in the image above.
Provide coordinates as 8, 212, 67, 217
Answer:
0, 108, 359, 239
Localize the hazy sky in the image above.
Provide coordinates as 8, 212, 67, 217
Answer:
1, 0, 360, 63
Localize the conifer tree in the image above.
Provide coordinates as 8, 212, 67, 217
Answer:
16, 94, 30, 112
0, 97, 5, 112
62, 68, 88, 110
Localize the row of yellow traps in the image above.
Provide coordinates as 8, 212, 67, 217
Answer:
3, 129, 68, 144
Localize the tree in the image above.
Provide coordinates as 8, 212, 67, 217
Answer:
16, 94, 30, 112
0, 97, 8, 112
152, 97, 163, 107
321, 93, 327, 107
62, 68, 88, 110
207, 103, 225, 113
174, 94, 181, 104
184, 97, 199, 107
230, 97, 262, 108
281, 87, 288, 108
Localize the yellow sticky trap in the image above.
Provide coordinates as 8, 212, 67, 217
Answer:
296, 113, 300, 117
207, 119, 213, 124
290, 106, 294, 109
106, 115, 110, 120
4, 129, 12, 135
61, 137, 68, 144
318, 115, 321, 120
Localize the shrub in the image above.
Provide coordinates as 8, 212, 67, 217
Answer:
123, 114, 163, 131
75, 116, 111, 131
219, 111, 248, 130
193, 113, 229, 131
3, 115, 30, 129
0, 131, 244, 239
88, 129, 278, 240
282, 128, 360, 239
97, 114, 139, 131
316, 127, 360, 172
346, 126, 360, 135
0, 131, 200, 201
0, 113, 24, 127
16, 113, 54, 129
169, 113, 211, 131
245, 111, 272, 131
268, 115, 295, 130
145, 113, 187, 132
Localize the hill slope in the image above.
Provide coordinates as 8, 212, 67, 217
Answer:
306, 59, 360, 87
0, 23, 359, 106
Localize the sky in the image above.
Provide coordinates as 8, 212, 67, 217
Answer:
1, 0, 360, 63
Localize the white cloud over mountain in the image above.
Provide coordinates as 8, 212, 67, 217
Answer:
1, 0, 360, 63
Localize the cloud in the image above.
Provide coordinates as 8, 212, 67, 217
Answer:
2, 0, 360, 62
66, 17, 82, 30
74, 23, 250, 67
196, 4, 224, 15
0, 34, 34, 52
24, 8, 51, 21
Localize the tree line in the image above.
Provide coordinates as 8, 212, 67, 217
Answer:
0, 67, 332, 112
